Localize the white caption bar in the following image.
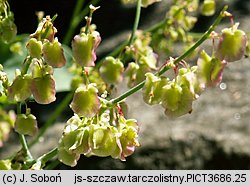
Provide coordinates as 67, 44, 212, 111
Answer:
0, 170, 249, 186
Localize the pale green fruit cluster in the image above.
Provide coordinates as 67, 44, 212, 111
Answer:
125, 32, 158, 87
7, 16, 66, 105
58, 110, 139, 167
143, 66, 200, 119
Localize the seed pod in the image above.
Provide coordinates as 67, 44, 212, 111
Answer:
118, 118, 139, 160
198, 50, 227, 87
30, 16, 57, 42
72, 31, 101, 67
26, 38, 43, 59
58, 142, 80, 167
87, 125, 119, 157
126, 63, 151, 88
8, 75, 32, 102
161, 81, 182, 111
43, 38, 66, 68
183, 16, 197, 31
142, 73, 168, 105
0, 110, 15, 147
99, 56, 124, 84
63, 128, 90, 155
201, 0, 216, 16
177, 67, 200, 98
14, 114, 38, 136
31, 74, 56, 104
70, 84, 100, 117
139, 47, 158, 70
31, 60, 53, 79
164, 85, 194, 119
215, 23, 247, 62
0, 16, 17, 43
125, 62, 139, 88
70, 76, 84, 91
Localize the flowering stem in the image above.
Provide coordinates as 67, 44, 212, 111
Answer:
62, 0, 85, 45
62, 0, 101, 45
37, 147, 58, 165
96, 3, 184, 68
96, 0, 142, 68
110, 6, 228, 105
17, 102, 33, 160
128, 0, 142, 46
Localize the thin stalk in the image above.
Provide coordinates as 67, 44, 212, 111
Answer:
17, 102, 33, 160
96, 3, 184, 68
44, 160, 60, 170
29, 92, 74, 147
62, 0, 101, 45
62, 0, 85, 45
37, 147, 58, 164
41, 14, 58, 40
96, 0, 142, 68
109, 6, 228, 105
128, 0, 142, 46
21, 57, 32, 75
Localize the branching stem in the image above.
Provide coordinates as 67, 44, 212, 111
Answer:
109, 6, 228, 105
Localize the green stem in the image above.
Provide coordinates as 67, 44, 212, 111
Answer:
62, 0, 101, 45
128, 0, 142, 46
110, 6, 228, 105
21, 57, 32, 75
44, 160, 60, 170
37, 147, 58, 164
41, 14, 58, 40
96, 0, 141, 68
29, 92, 74, 147
96, 3, 184, 68
17, 102, 33, 160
